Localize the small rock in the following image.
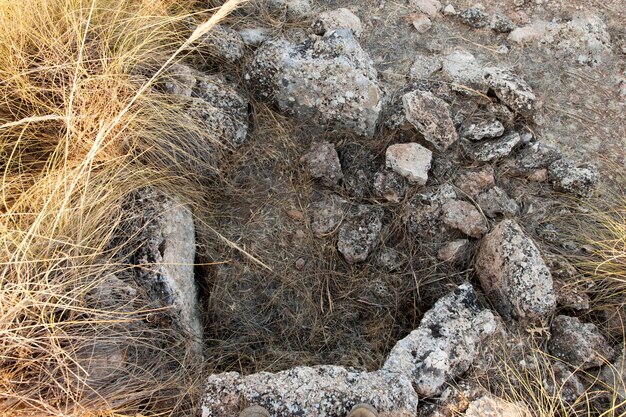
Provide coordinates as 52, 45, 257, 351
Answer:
287, 209, 305, 222
295, 258, 306, 270
337, 205, 383, 263
409, 54, 443, 80
197, 24, 245, 63
442, 50, 489, 94
313, 8, 363, 38
442, 200, 489, 238
384, 283, 497, 397
268, 0, 312, 18
547, 361, 585, 404
459, 8, 490, 28
373, 170, 408, 202
528, 168, 549, 182
310, 194, 348, 237
411, 13, 433, 33
407, 185, 458, 242
300, 142, 344, 185
443, 4, 456, 16
513, 142, 562, 173
454, 166, 495, 199
548, 315, 614, 369
599, 352, 626, 401
490, 13, 516, 33
403, 90, 458, 151
475, 219, 556, 321
548, 159, 598, 196
376, 248, 407, 271
545, 255, 590, 311
437, 239, 470, 263
465, 395, 531, 417
467, 132, 521, 162
483, 67, 536, 115
386, 143, 433, 185
476, 186, 520, 218
410, 0, 442, 18
463, 119, 505, 140
238, 28, 271, 46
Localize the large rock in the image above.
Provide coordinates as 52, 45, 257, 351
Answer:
462, 119, 504, 141
197, 24, 245, 63
403, 90, 458, 151
475, 220, 556, 321
247, 30, 383, 136
202, 367, 419, 417
548, 315, 614, 369
483, 67, 536, 115
386, 143, 432, 185
383, 283, 497, 397
476, 186, 520, 218
338, 205, 383, 263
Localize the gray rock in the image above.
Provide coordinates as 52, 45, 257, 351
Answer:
411, 14, 433, 33
476, 186, 520, 218
463, 119, 504, 141
338, 205, 383, 263
459, 8, 490, 28
490, 13, 516, 33
268, 0, 312, 18
442, 50, 489, 94
464, 395, 531, 417
548, 315, 614, 369
310, 194, 348, 237
407, 185, 458, 241
410, 0, 442, 18
409, 54, 442, 81
197, 24, 245, 63
373, 170, 408, 202
548, 159, 598, 196
437, 239, 470, 263
443, 4, 456, 16
238, 28, 272, 46
247, 30, 383, 136
467, 132, 521, 162
599, 351, 626, 401
513, 142, 562, 173
454, 166, 495, 199
403, 90, 458, 151
386, 143, 432, 185
383, 283, 497, 397
547, 361, 585, 404
300, 142, 344, 185
475, 219, 556, 321
483, 67, 536, 115
313, 8, 363, 38
376, 248, 407, 271
442, 200, 489, 238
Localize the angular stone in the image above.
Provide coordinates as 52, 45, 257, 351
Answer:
513, 142, 562, 173
548, 315, 614, 369
443, 4, 456, 16
442, 200, 489, 238
313, 8, 363, 38
337, 205, 383, 263
310, 194, 348, 237
411, 14, 433, 33
475, 219, 556, 321
403, 90, 458, 151
459, 8, 490, 28
300, 142, 344, 185
465, 395, 531, 417
467, 132, 521, 162
463, 119, 504, 141
548, 159, 598, 196
483, 67, 536, 115
476, 186, 520, 218
386, 143, 432, 185
454, 166, 495, 199
197, 24, 245, 63
437, 239, 470, 263
268, 0, 312, 18
383, 283, 497, 397
373, 170, 408, 202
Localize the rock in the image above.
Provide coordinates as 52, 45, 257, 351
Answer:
411, 14, 433, 33
373, 170, 408, 202
476, 187, 520, 218
442, 50, 489, 94
443, 4, 456, 17
475, 219, 556, 321
548, 159, 598, 196
313, 8, 363, 38
454, 167, 495, 199
463, 119, 505, 141
409, 54, 442, 80
310, 194, 348, 237
437, 239, 470, 263
599, 351, 626, 401
442, 200, 489, 238
410, 0, 442, 18
483, 67, 536, 115
547, 361, 585, 404
268, 0, 312, 18
467, 132, 521, 162
513, 142, 562, 173
407, 185, 458, 242
197, 24, 245, 63
247, 30, 383, 136
339, 144, 377, 198
545, 255, 590, 311
402, 90, 458, 151
376, 248, 407, 271
527, 168, 548, 182
300, 142, 344, 185
548, 315, 614, 369
337, 205, 383, 263
465, 395, 531, 417
490, 13, 516, 33
238, 28, 271, 46
202, 366, 419, 417
458, 8, 490, 29
386, 143, 433, 185
383, 283, 497, 397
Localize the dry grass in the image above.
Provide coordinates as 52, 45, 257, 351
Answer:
0, 0, 242, 415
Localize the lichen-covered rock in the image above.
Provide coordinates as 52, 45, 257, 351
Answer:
454, 166, 495, 199
467, 132, 521, 162
442, 200, 489, 238
383, 283, 497, 397
310, 193, 348, 237
268, 0, 312, 18
300, 142, 344, 185
338, 205, 383, 263
476, 186, 520, 218
548, 159, 598, 196
513, 142, 562, 173
475, 219, 556, 321
463, 119, 504, 141
403, 90, 458, 151
483, 67, 536, 115
442, 50, 489, 95
313, 8, 363, 37
464, 395, 531, 417
373, 170, 408, 202
386, 143, 433, 185
437, 239, 470, 264
490, 13, 516, 33
197, 24, 245, 63
246, 30, 383, 136
410, 0, 442, 18
407, 185, 458, 243
548, 315, 614, 369
459, 8, 490, 28
409, 53, 442, 81
202, 366, 419, 417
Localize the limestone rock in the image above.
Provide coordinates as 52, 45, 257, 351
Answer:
463, 120, 504, 141
442, 200, 489, 238
459, 8, 490, 29
410, 0, 442, 18
475, 219, 556, 321
454, 166, 495, 199
403, 90, 458, 151
548, 315, 614, 369
247, 30, 383, 136
442, 50, 489, 94
313, 8, 363, 38
386, 143, 433, 185
467, 132, 521, 162
476, 186, 520, 218
437, 239, 470, 263
373, 170, 408, 202
310, 194, 348, 237
548, 159, 598, 196
465, 395, 531, 417
383, 283, 497, 397
300, 142, 344, 185
338, 205, 383, 263
483, 67, 536, 115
